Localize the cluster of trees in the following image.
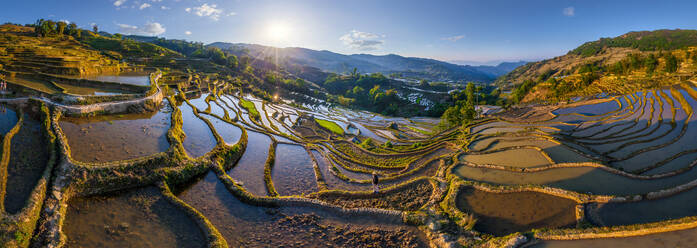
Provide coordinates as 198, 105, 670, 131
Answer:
193, 46, 239, 68
321, 72, 422, 116
33, 19, 82, 38
151, 38, 205, 56
607, 52, 684, 75
325, 73, 406, 115
440, 82, 477, 127
150, 38, 240, 68
511, 79, 537, 103
570, 30, 697, 57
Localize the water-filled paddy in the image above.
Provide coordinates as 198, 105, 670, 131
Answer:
228, 130, 271, 196
14, 78, 697, 247
59, 104, 171, 162
64, 187, 206, 248
74, 72, 151, 86
533, 227, 697, 248
595, 184, 697, 226
272, 144, 318, 196
456, 187, 577, 236
4, 113, 48, 214
55, 82, 130, 96
454, 164, 697, 196
460, 148, 551, 168
200, 113, 241, 146
179, 102, 218, 158
0, 105, 18, 134
176, 171, 426, 247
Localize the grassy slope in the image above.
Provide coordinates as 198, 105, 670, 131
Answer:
315, 119, 344, 135
496, 29, 697, 102
238, 99, 260, 119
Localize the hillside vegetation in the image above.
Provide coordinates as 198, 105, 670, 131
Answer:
0, 24, 125, 76
497, 29, 697, 103
209, 42, 497, 83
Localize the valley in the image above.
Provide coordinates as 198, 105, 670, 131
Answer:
1, 13, 697, 248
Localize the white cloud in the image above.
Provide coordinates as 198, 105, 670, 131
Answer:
161, 6, 170, 10
139, 3, 151, 10
340, 30, 385, 51
228, 12, 237, 16
442, 35, 465, 42
151, 0, 162, 2
563, 7, 575, 17
113, 0, 126, 7
58, 20, 71, 24
185, 31, 192, 35
186, 3, 223, 21
117, 22, 166, 36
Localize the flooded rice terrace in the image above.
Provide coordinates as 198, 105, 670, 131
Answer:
7, 75, 697, 247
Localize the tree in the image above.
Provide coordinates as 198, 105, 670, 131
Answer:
465, 82, 475, 106
352, 85, 364, 95
664, 53, 679, 73
113, 33, 123, 40
369, 85, 381, 97
645, 54, 658, 74
226, 54, 238, 69
66, 23, 77, 35
92, 24, 98, 33
56, 21, 67, 36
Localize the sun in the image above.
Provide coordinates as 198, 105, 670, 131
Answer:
265, 21, 292, 45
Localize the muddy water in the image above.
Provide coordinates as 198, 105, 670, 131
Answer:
595, 184, 697, 226
74, 72, 151, 86
552, 98, 620, 116
4, 114, 49, 214
179, 102, 218, 158
54, 82, 128, 96
533, 227, 697, 248
272, 144, 318, 196
59, 104, 171, 163
176, 171, 426, 247
460, 148, 551, 168
0, 105, 18, 135
456, 188, 577, 236
7, 76, 62, 94
64, 187, 205, 248
454, 165, 697, 196
228, 130, 270, 196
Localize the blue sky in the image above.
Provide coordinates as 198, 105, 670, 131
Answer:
3, 0, 697, 64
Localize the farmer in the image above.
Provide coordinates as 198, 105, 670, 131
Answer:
372, 172, 379, 193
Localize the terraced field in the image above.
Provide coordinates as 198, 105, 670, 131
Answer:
454, 81, 697, 246
4, 64, 697, 247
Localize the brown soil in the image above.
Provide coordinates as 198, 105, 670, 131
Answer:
311, 180, 433, 211
64, 187, 206, 248
273, 213, 423, 248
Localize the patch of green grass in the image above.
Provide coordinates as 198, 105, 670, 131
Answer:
239, 99, 260, 120
315, 119, 344, 135
408, 126, 433, 135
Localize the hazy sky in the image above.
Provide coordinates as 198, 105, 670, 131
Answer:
4, 0, 697, 64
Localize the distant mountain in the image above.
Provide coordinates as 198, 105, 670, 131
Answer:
471, 61, 528, 77
208, 42, 497, 83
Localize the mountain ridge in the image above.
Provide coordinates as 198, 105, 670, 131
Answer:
208, 42, 521, 83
